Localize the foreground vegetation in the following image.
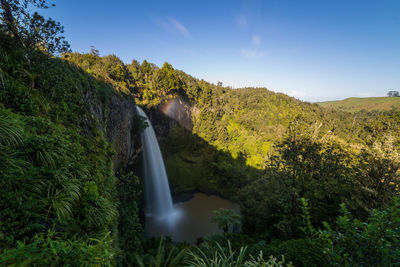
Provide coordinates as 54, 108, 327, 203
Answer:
1, 0, 399, 266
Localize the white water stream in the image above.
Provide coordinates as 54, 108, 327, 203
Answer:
137, 106, 239, 242
137, 106, 178, 222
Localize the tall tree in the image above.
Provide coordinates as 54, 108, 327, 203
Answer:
155, 62, 183, 94
0, 0, 70, 55
387, 91, 399, 97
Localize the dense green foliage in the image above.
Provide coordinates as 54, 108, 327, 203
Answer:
0, 231, 114, 266
117, 172, 143, 264
62, 51, 135, 95
298, 197, 400, 266
239, 128, 399, 239
0, 24, 141, 264
134, 238, 294, 267
324, 199, 400, 265
187, 241, 294, 267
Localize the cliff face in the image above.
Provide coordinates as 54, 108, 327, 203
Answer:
146, 106, 178, 143
106, 95, 138, 172
146, 96, 195, 144
85, 91, 138, 172
85, 93, 194, 173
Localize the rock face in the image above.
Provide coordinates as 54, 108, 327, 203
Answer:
106, 95, 138, 172
85, 93, 194, 173
146, 96, 194, 144
85, 91, 138, 173
146, 106, 178, 143
160, 97, 193, 131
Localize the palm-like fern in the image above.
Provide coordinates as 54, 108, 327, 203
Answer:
135, 238, 188, 267
31, 175, 81, 223
0, 109, 24, 172
186, 241, 246, 267
0, 110, 23, 146
211, 208, 241, 233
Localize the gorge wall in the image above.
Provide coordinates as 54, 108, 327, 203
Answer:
85, 91, 139, 172
146, 96, 195, 145
85, 93, 195, 174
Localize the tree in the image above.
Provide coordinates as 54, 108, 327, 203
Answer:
127, 59, 140, 80
90, 45, 99, 56
300, 197, 400, 266
0, 0, 70, 55
387, 91, 399, 97
211, 208, 241, 232
155, 62, 183, 95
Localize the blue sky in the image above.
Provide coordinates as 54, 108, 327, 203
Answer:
41, 0, 400, 102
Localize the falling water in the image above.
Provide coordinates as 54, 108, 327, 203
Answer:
137, 106, 241, 242
136, 106, 175, 221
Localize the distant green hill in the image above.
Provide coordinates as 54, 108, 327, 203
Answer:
318, 97, 400, 112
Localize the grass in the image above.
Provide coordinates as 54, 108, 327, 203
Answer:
318, 97, 400, 112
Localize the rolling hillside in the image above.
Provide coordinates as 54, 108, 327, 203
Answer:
318, 97, 400, 112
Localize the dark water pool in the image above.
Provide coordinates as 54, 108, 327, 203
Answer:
145, 193, 239, 243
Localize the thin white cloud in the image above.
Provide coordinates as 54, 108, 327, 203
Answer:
241, 48, 267, 59
252, 34, 261, 46
168, 17, 190, 38
235, 14, 247, 29
155, 16, 191, 38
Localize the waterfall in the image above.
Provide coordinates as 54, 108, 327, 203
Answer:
136, 106, 175, 220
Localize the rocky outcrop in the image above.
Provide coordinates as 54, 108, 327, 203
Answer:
146, 96, 195, 143
160, 97, 193, 131
85, 93, 195, 173
85, 90, 138, 172
106, 94, 138, 172
146, 106, 178, 143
